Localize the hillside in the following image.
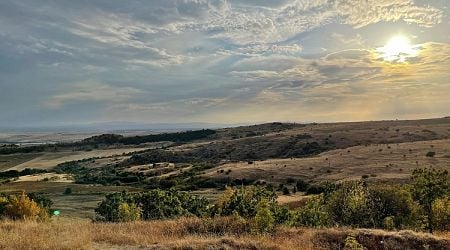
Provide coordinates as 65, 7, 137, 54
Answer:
1, 218, 449, 250
0, 117, 449, 219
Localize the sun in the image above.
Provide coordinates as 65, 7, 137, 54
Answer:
377, 35, 420, 63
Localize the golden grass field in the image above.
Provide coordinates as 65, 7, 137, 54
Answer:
0, 217, 449, 250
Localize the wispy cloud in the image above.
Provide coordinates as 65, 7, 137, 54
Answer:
0, 0, 448, 125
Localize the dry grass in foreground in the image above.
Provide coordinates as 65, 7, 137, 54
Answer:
0, 217, 449, 250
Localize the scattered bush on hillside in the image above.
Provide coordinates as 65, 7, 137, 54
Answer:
369, 185, 422, 230
426, 151, 436, 157
305, 181, 336, 195
432, 197, 450, 231
2, 193, 48, 221
63, 187, 72, 195
91, 169, 450, 233
27, 193, 53, 213
252, 199, 275, 233
411, 168, 450, 233
296, 179, 309, 192
95, 190, 209, 222
293, 194, 330, 228
117, 202, 142, 222
327, 181, 374, 228
214, 186, 278, 219
94, 191, 137, 222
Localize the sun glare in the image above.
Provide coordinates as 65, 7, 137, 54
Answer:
377, 35, 420, 63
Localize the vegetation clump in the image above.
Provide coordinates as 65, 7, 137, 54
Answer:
0, 193, 51, 221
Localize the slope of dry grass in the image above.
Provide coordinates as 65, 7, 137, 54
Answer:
205, 139, 450, 184
0, 217, 449, 250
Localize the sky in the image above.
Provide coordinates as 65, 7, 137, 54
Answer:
1, 0, 449, 127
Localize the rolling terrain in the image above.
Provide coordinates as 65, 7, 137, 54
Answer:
0, 117, 449, 219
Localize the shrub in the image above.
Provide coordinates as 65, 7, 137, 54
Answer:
293, 195, 330, 227
95, 190, 209, 222
139, 190, 208, 220
117, 202, 141, 222
215, 186, 277, 219
4, 193, 48, 221
383, 216, 395, 231
369, 185, 421, 230
282, 186, 290, 195
27, 193, 53, 214
326, 181, 374, 227
252, 199, 275, 233
344, 233, 364, 250
63, 187, 72, 195
411, 168, 450, 233
432, 197, 450, 231
306, 182, 335, 195
296, 179, 309, 192
426, 151, 436, 157
95, 191, 137, 222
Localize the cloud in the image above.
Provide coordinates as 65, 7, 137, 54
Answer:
47, 80, 143, 108
0, 0, 449, 125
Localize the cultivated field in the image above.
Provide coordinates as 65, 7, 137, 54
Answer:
0, 146, 155, 171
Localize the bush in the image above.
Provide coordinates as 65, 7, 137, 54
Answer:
27, 193, 53, 214
344, 233, 365, 250
252, 199, 275, 233
293, 195, 330, 227
117, 202, 142, 222
282, 186, 290, 195
63, 187, 72, 195
411, 168, 450, 233
432, 197, 450, 231
369, 185, 421, 229
296, 179, 309, 192
306, 182, 335, 195
95, 192, 137, 222
326, 181, 374, 228
3, 193, 48, 221
426, 151, 436, 157
215, 186, 277, 219
95, 190, 209, 222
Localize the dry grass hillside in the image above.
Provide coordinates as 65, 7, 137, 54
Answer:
0, 217, 449, 250
167, 118, 450, 165
204, 139, 450, 184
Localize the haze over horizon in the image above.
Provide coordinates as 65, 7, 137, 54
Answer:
1, 0, 449, 127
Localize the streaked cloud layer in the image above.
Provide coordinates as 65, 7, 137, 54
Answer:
0, 0, 449, 126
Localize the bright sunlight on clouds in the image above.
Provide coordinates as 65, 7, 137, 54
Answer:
0, 0, 449, 127
377, 35, 421, 63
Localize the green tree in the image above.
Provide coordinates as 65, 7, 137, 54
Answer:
252, 199, 275, 233
117, 202, 141, 222
369, 185, 421, 229
327, 181, 374, 227
95, 191, 138, 222
432, 197, 450, 231
411, 168, 450, 233
294, 194, 330, 227
216, 186, 277, 218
